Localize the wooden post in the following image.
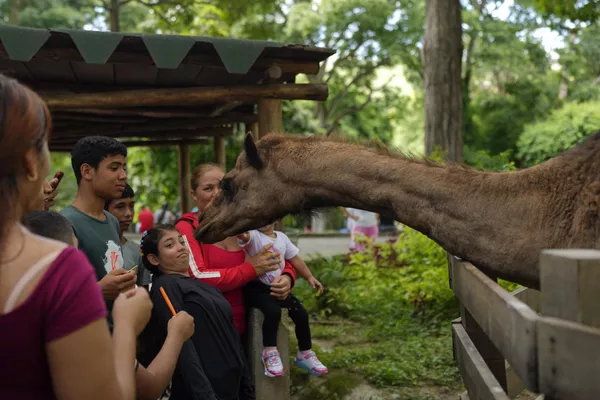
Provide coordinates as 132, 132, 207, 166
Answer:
250, 121, 259, 140
178, 144, 191, 213
538, 249, 600, 400
258, 99, 283, 139
258, 98, 284, 232
214, 136, 226, 170
247, 309, 290, 400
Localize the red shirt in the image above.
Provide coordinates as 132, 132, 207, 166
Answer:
176, 212, 296, 333
0, 248, 107, 399
138, 209, 154, 233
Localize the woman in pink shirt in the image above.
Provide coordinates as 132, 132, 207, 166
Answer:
0, 73, 152, 400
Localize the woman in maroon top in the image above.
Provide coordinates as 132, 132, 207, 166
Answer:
0, 73, 152, 400
176, 163, 296, 334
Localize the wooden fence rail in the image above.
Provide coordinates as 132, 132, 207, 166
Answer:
449, 249, 600, 400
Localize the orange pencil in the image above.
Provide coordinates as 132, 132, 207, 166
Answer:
159, 287, 177, 317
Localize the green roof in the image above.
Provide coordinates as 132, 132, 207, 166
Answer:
0, 25, 334, 150
0, 25, 334, 87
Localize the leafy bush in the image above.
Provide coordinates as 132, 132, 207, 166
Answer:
516, 100, 600, 167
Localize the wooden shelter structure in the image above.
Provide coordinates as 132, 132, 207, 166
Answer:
0, 25, 334, 211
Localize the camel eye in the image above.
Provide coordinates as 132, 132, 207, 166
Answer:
220, 178, 236, 198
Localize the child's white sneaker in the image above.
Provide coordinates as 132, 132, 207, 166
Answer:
262, 349, 284, 377
294, 350, 329, 376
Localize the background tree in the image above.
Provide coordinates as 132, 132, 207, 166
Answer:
423, 0, 463, 161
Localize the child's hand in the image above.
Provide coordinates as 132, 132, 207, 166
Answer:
308, 276, 324, 293
236, 232, 250, 242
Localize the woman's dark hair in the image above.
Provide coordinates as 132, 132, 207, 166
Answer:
140, 224, 179, 276
0, 73, 52, 246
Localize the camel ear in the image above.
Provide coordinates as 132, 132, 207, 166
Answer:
244, 133, 263, 169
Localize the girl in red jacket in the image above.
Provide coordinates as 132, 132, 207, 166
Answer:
175, 163, 297, 335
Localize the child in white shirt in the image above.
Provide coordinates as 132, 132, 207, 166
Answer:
238, 223, 328, 378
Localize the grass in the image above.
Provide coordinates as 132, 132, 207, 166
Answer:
288, 230, 467, 398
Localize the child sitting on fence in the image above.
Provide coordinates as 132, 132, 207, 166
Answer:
237, 223, 328, 378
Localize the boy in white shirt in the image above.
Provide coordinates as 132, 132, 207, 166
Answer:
237, 223, 328, 378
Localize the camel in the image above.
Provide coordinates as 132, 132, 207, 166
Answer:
196, 132, 600, 289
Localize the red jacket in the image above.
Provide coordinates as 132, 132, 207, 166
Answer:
176, 212, 296, 333
138, 209, 154, 234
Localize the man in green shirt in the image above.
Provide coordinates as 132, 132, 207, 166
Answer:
61, 136, 137, 324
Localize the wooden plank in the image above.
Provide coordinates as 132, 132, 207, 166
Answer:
451, 260, 540, 392
539, 249, 600, 400
461, 306, 507, 391
452, 323, 512, 400
537, 317, 600, 400
506, 362, 526, 398
511, 287, 541, 314
539, 249, 600, 328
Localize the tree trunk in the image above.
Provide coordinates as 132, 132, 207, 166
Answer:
423, 0, 463, 162
110, 0, 120, 32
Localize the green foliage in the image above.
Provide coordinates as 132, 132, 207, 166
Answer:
463, 146, 517, 172
48, 152, 78, 211
516, 100, 600, 166
519, 0, 600, 23
293, 228, 461, 388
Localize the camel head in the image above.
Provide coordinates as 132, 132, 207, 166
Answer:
196, 134, 306, 244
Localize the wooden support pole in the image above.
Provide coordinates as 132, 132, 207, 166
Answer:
44, 84, 328, 110
178, 144, 192, 214
214, 136, 226, 170
250, 122, 259, 140
538, 249, 600, 400
258, 99, 283, 138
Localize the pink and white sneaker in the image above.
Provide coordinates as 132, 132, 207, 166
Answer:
294, 350, 329, 376
262, 349, 284, 377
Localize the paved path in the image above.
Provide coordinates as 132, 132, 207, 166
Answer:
126, 232, 393, 258
296, 236, 389, 258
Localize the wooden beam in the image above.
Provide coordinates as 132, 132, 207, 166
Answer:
50, 138, 211, 152
214, 136, 226, 170
209, 101, 245, 118
52, 113, 149, 124
52, 123, 236, 140
258, 99, 283, 138
43, 84, 328, 109
50, 127, 233, 144
179, 144, 192, 214
53, 107, 253, 120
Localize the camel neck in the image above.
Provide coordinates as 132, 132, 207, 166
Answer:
277, 142, 544, 287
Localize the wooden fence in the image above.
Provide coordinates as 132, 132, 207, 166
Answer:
449, 249, 600, 400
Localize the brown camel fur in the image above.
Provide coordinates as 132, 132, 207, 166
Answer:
196, 132, 600, 289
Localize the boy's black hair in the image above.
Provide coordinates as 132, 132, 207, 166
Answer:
140, 224, 179, 277
22, 210, 76, 246
71, 136, 128, 185
104, 183, 135, 211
